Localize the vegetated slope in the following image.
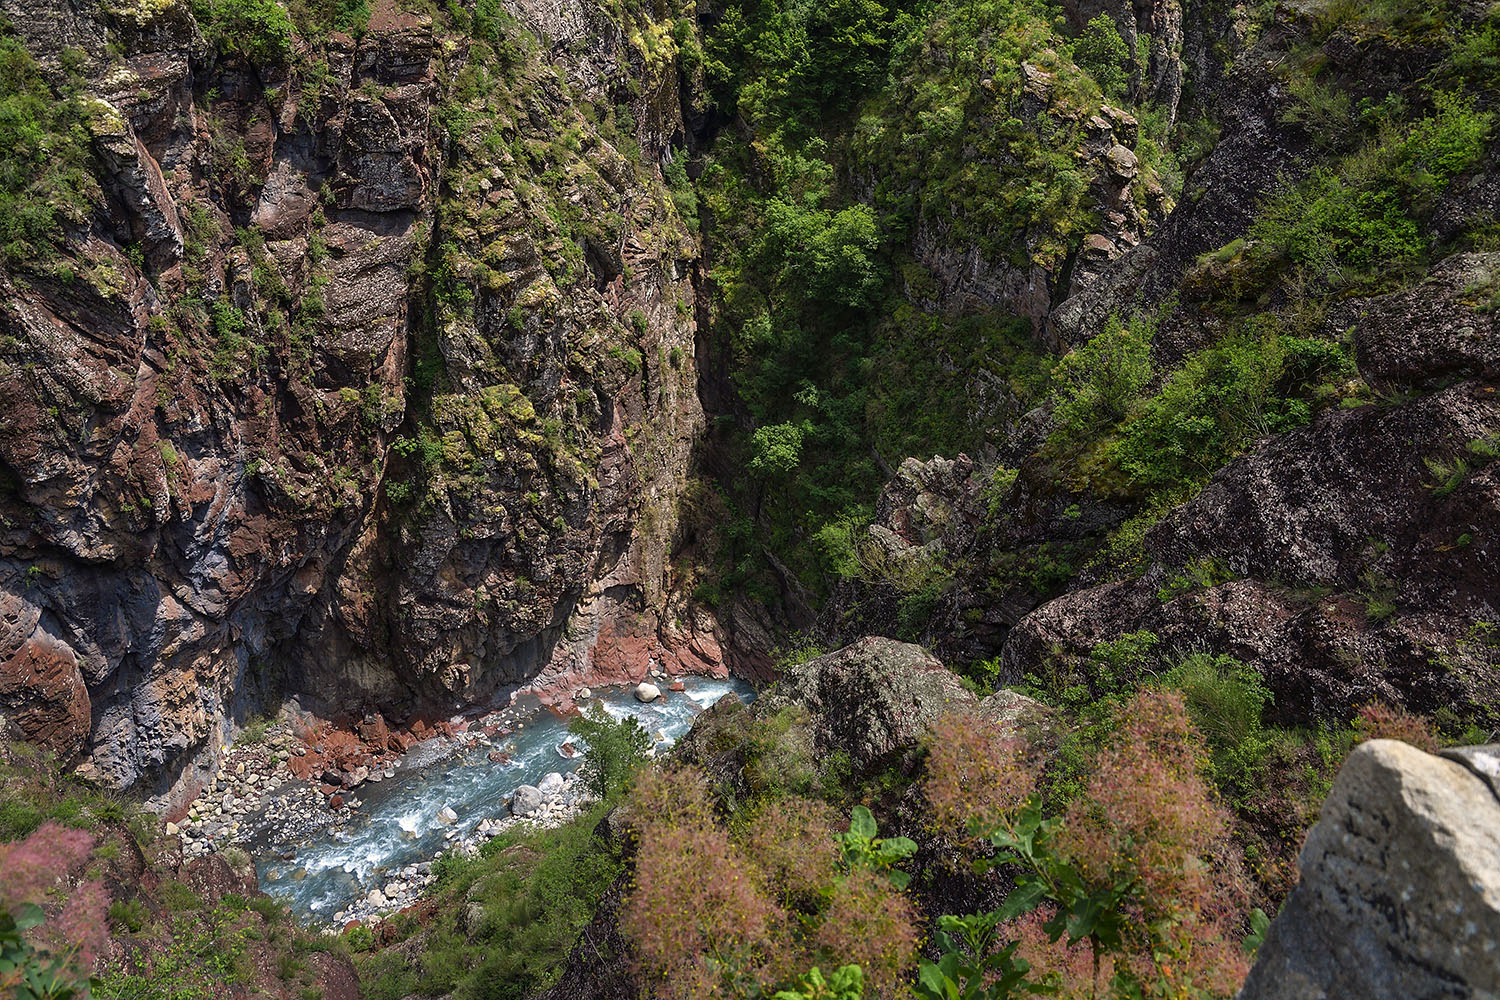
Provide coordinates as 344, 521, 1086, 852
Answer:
686, 0, 1499, 737
2, 0, 1499, 992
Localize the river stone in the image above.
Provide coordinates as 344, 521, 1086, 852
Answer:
538, 771, 564, 794
436, 805, 458, 824
511, 785, 543, 816
366, 888, 386, 907
634, 682, 661, 703
1240, 739, 1500, 999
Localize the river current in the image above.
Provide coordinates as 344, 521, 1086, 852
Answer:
254, 676, 754, 920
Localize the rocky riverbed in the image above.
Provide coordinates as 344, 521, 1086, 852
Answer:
166, 675, 754, 926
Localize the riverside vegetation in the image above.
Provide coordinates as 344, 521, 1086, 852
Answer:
1, 0, 1499, 995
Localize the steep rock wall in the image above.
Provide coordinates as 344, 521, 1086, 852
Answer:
0, 0, 734, 808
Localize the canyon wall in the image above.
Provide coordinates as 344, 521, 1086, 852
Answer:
0, 0, 743, 809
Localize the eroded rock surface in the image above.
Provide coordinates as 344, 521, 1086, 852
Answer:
1240, 739, 1500, 1000
0, 0, 734, 807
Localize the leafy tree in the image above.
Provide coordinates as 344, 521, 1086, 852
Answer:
1073, 13, 1130, 98
749, 422, 807, 478
803, 0, 893, 111
1049, 314, 1154, 444
567, 703, 653, 799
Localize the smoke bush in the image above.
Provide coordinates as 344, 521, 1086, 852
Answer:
923, 711, 1038, 847
739, 796, 840, 905
811, 868, 920, 1000
1354, 702, 1439, 753
1054, 689, 1251, 993
622, 767, 791, 999
0, 821, 110, 993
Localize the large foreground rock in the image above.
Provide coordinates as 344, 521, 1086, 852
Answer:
1240, 740, 1500, 999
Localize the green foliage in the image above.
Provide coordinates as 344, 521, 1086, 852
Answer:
193, 0, 294, 64
359, 803, 625, 1000
774, 965, 866, 1000
97, 905, 256, 1000
1159, 653, 1274, 805
108, 899, 147, 934
832, 805, 917, 888
749, 421, 807, 478
1049, 314, 1155, 447
238, 716, 271, 745
158, 879, 201, 913
663, 155, 699, 231
757, 199, 884, 308
567, 703, 653, 799
0, 32, 98, 267
1072, 13, 1130, 99
341, 923, 374, 953
286, 0, 369, 38
1022, 631, 1158, 807
0, 904, 89, 1000
1252, 92, 1492, 284
914, 910, 1045, 1000
1157, 556, 1236, 601
1110, 328, 1354, 494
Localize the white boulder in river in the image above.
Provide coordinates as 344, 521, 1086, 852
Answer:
511, 784, 544, 816
435, 805, 458, 825
634, 681, 661, 703
538, 771, 564, 793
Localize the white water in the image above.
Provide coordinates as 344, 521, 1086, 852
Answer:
254, 676, 753, 920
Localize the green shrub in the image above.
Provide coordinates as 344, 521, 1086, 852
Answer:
342, 923, 374, 952
1160, 653, 1274, 804
159, 879, 201, 912
567, 703, 653, 799
1252, 92, 1492, 283
194, 0, 294, 64
0, 31, 98, 267
1048, 314, 1154, 446
390, 802, 625, 1000
1111, 329, 1351, 493
109, 898, 148, 934
1072, 13, 1130, 98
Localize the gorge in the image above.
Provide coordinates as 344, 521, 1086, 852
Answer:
0, 0, 1498, 994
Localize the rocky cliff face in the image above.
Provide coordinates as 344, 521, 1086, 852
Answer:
822, 4, 1500, 732
0, 0, 738, 808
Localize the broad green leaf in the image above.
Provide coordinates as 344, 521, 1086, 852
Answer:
14, 904, 44, 931
849, 805, 876, 839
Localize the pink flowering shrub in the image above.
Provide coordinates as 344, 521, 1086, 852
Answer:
1053, 690, 1251, 995
923, 711, 1039, 847
622, 768, 923, 999
621, 767, 791, 999
917, 692, 1253, 1000
0, 822, 110, 994
738, 795, 840, 905
1008, 907, 1115, 999
810, 868, 920, 1000
1354, 702, 1440, 753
